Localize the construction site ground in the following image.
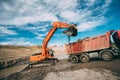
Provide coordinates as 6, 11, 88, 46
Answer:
0, 58, 120, 80
0, 45, 120, 80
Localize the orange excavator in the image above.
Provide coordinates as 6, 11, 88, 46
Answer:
29, 21, 77, 67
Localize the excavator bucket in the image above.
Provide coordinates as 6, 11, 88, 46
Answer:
63, 25, 77, 36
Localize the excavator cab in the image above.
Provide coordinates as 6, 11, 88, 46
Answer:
112, 30, 120, 50
63, 24, 77, 36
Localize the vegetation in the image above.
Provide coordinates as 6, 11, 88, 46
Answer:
0, 45, 41, 49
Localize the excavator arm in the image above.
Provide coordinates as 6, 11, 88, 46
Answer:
30, 21, 77, 63
42, 21, 77, 58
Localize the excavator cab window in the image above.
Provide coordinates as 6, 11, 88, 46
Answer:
32, 52, 42, 56
63, 24, 77, 36
49, 49, 54, 56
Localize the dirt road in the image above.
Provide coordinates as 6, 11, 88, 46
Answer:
1, 58, 120, 80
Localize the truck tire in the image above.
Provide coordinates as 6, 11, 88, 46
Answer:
70, 55, 79, 63
101, 51, 113, 61
80, 54, 89, 63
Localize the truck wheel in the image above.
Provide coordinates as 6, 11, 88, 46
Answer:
101, 51, 113, 61
80, 54, 89, 63
70, 55, 79, 63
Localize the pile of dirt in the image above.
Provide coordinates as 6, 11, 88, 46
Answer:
44, 69, 120, 80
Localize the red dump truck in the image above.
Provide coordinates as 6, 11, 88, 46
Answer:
65, 30, 120, 63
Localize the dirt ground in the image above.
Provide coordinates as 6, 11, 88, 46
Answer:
0, 45, 120, 80
0, 45, 41, 61
0, 58, 120, 80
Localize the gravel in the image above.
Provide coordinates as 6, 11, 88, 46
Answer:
44, 68, 120, 80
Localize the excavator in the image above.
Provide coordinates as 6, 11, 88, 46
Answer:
29, 21, 77, 67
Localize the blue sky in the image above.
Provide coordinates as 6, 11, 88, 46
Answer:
0, 0, 120, 46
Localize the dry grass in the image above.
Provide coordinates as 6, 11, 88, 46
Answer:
0, 45, 41, 61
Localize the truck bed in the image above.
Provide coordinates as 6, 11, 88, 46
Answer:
65, 32, 111, 54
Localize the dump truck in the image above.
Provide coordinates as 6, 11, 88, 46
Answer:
65, 30, 120, 63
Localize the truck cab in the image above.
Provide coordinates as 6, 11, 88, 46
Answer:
112, 30, 120, 50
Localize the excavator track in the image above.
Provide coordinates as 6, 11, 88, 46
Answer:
29, 58, 59, 68
21, 58, 59, 71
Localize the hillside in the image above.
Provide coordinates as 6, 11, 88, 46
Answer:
0, 45, 41, 61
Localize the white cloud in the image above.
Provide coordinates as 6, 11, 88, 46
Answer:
0, 26, 17, 36
78, 20, 103, 32
104, 0, 112, 8
0, 0, 113, 46
3, 13, 58, 25
76, 0, 112, 32
48, 43, 62, 46
60, 10, 92, 23
0, 0, 112, 32
35, 34, 45, 40
0, 0, 58, 25
35, 31, 48, 40
0, 0, 78, 25
23, 25, 48, 32
0, 38, 34, 46
60, 11, 80, 22
86, 0, 97, 6
57, 0, 77, 11
39, 13, 58, 22
0, 41, 33, 46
